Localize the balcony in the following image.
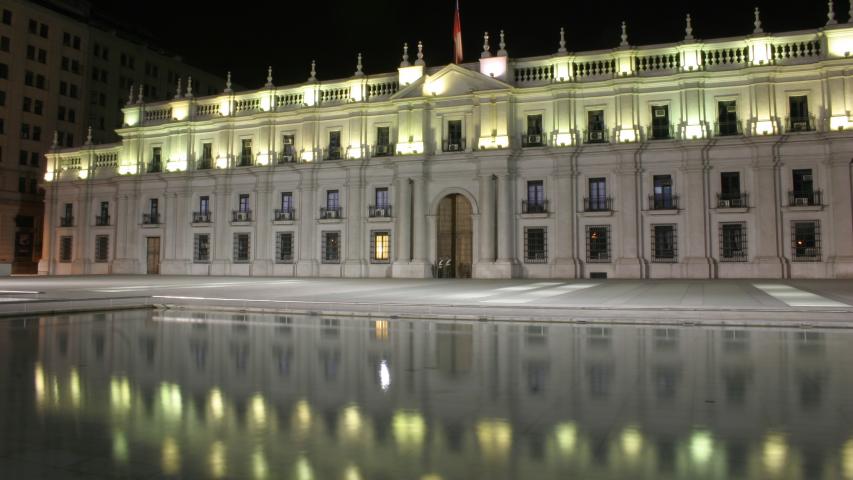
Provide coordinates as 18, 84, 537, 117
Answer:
147, 162, 162, 173
326, 146, 342, 161
274, 208, 295, 221
649, 194, 679, 211
584, 196, 613, 212
142, 213, 160, 225
649, 124, 672, 140
196, 159, 212, 170
237, 155, 253, 167
278, 152, 296, 164
522, 200, 548, 214
442, 139, 466, 152
232, 210, 252, 222
586, 129, 607, 144
320, 206, 342, 219
788, 190, 822, 207
715, 121, 742, 137
374, 144, 395, 157
787, 116, 815, 133
368, 205, 393, 218
716, 193, 749, 209
192, 211, 212, 223
522, 133, 544, 148
60, 216, 74, 227
95, 215, 110, 226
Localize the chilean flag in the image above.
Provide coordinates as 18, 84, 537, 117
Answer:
453, 0, 463, 64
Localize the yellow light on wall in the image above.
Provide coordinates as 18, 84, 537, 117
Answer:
77, 170, 89, 180
620, 426, 643, 459
215, 155, 228, 169
250, 393, 267, 427
826, 31, 853, 57
159, 382, 182, 419
830, 115, 850, 131
340, 404, 363, 441
392, 410, 426, 449
396, 142, 424, 155
762, 432, 788, 474
166, 155, 187, 172
209, 441, 227, 479
479, 56, 507, 79
256, 152, 270, 165
685, 124, 704, 140
161, 437, 181, 476
295, 455, 314, 480
118, 164, 138, 175
173, 105, 188, 121
618, 129, 637, 143
260, 95, 272, 112
751, 41, 770, 65
842, 438, 853, 480
681, 49, 701, 71
110, 377, 132, 413
347, 144, 364, 159
123, 108, 140, 127
350, 84, 363, 102
374, 320, 389, 340
476, 418, 513, 460
398, 65, 424, 86
69, 368, 82, 408
303, 87, 316, 107
252, 448, 269, 480
219, 99, 231, 116
44, 171, 54, 182
423, 76, 445, 96
755, 120, 774, 135
293, 399, 312, 435
477, 135, 509, 150
554, 422, 577, 454
553, 133, 573, 146
555, 63, 570, 81
113, 431, 129, 465
690, 430, 714, 464
208, 388, 225, 421
300, 150, 315, 162
34, 363, 46, 409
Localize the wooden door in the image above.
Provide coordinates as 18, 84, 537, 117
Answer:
146, 237, 160, 274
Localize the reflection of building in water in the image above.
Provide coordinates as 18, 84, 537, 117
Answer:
29, 310, 853, 479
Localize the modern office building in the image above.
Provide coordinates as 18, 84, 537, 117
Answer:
40, 7, 853, 279
0, 0, 230, 273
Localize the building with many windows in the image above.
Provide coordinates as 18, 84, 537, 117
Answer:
40, 8, 853, 279
0, 0, 231, 273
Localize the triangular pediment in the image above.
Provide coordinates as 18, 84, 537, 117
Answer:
392, 63, 512, 99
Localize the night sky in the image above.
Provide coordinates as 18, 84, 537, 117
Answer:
88, 0, 846, 89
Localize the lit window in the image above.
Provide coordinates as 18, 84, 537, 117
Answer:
371, 231, 390, 263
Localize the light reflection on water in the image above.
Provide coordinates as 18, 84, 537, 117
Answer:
2, 309, 853, 479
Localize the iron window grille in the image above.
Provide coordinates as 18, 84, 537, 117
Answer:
194, 234, 211, 263
586, 225, 611, 263
59, 236, 72, 262
524, 227, 548, 264
60, 215, 74, 227
719, 222, 748, 262
791, 221, 821, 262
788, 190, 822, 207
370, 230, 391, 263
322, 231, 341, 264
233, 233, 251, 263
651, 224, 677, 263
94, 235, 109, 262
275, 232, 294, 264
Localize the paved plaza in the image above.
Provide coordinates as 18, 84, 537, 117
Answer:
0, 276, 851, 325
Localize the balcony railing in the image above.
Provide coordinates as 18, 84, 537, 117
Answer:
787, 116, 815, 132
326, 146, 342, 160
586, 129, 607, 144
522, 199, 548, 214
368, 205, 393, 217
715, 120, 742, 136
649, 194, 679, 210
584, 196, 613, 212
193, 211, 212, 223
278, 152, 296, 164
147, 162, 162, 173
95, 215, 110, 226
716, 192, 749, 208
232, 210, 252, 222
649, 124, 672, 140
788, 190, 822, 207
274, 208, 295, 221
442, 139, 466, 152
142, 213, 160, 225
522, 133, 544, 147
374, 144, 395, 157
320, 206, 343, 219
238, 155, 253, 167
60, 216, 74, 227
196, 159, 212, 170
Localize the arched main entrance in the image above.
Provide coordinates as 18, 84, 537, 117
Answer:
436, 194, 473, 278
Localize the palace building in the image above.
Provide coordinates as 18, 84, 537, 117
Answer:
39, 8, 853, 279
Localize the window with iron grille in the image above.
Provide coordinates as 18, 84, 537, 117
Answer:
524, 227, 547, 263
586, 225, 611, 263
59, 236, 72, 262
276, 232, 294, 264
233, 233, 250, 263
370, 231, 390, 263
791, 221, 820, 262
322, 231, 341, 263
651, 224, 677, 263
94, 235, 109, 262
194, 234, 210, 263
719, 223, 747, 262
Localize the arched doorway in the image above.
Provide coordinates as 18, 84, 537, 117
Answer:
436, 194, 473, 278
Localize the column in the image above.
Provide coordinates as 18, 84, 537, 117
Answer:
295, 171, 318, 276
615, 166, 643, 278
493, 173, 517, 278
343, 175, 367, 277
552, 171, 578, 278
393, 176, 411, 263
252, 182, 273, 276
829, 157, 853, 277
682, 164, 713, 278
411, 177, 427, 262
37, 184, 56, 275
211, 180, 230, 275
752, 161, 785, 278
477, 174, 495, 262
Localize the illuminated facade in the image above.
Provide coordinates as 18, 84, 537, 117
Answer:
40, 10, 853, 279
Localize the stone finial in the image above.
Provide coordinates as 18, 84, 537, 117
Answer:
400, 42, 410, 67
355, 53, 364, 76
620, 21, 629, 47
753, 7, 763, 34
265, 66, 273, 87
225, 71, 233, 93
827, 0, 837, 25
137, 84, 144, 104
308, 60, 317, 82
186, 75, 193, 97
127, 84, 134, 105
174, 77, 182, 99
685, 14, 694, 40
52, 130, 59, 148
85, 126, 93, 145
558, 27, 567, 53
481, 31, 491, 58
415, 41, 425, 66
497, 29, 507, 56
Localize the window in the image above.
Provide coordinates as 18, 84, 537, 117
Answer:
18, 176, 25, 193
525, 114, 543, 146
0, 63, 6, 79
25, 71, 34, 86
526, 180, 545, 212
2, 9, 11, 25
98, 201, 109, 222
19, 150, 27, 165
35, 74, 44, 89
31, 126, 40, 141
375, 127, 391, 155
95, 235, 109, 262
375, 187, 389, 208
26, 45, 35, 60
326, 190, 339, 209
717, 100, 739, 136
280, 192, 293, 212
39, 24, 48, 39
28, 19, 36, 34
0, 36, 9, 52
276, 232, 294, 263
68, 109, 76, 123
0, 90, 5, 106
792, 221, 820, 262
240, 138, 252, 166
791, 169, 819, 206
370, 231, 391, 263
200, 143, 212, 168
587, 177, 608, 211
720, 223, 747, 262
322, 231, 341, 263
33, 99, 42, 115
194, 234, 210, 263
73, 36, 80, 50
789, 96, 810, 131
22, 97, 31, 112
238, 194, 250, 212
651, 105, 670, 139
61, 56, 69, 71
446, 120, 463, 151
149, 147, 161, 172
70, 84, 78, 98
199, 196, 209, 213
587, 110, 605, 142
524, 227, 547, 263
30, 152, 38, 166
149, 199, 159, 216
29, 179, 36, 194
652, 175, 675, 209
587, 225, 611, 262
37, 49, 46, 64
281, 134, 295, 161
59, 81, 67, 95
59, 236, 72, 262
20, 123, 29, 139
233, 233, 251, 263
327, 131, 341, 160
719, 172, 741, 206
652, 225, 677, 262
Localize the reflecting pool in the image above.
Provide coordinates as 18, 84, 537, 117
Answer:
1, 309, 853, 479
